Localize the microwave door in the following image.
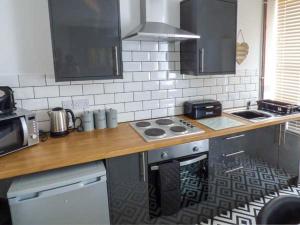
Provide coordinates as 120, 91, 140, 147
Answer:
20, 117, 29, 146
0, 117, 27, 156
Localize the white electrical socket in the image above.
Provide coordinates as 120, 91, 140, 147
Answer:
62, 100, 73, 109
72, 99, 89, 110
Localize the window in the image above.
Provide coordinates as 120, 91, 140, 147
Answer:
267, 0, 300, 134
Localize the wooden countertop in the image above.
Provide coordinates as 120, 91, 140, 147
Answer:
1, 113, 300, 180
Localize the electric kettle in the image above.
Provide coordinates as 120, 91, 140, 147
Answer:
48, 107, 75, 137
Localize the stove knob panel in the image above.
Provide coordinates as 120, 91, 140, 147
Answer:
161, 152, 169, 160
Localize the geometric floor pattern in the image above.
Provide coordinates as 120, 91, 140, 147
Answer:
205, 185, 300, 225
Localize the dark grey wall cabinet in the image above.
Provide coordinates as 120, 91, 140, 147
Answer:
180, 0, 237, 75
48, 0, 122, 81
106, 153, 149, 225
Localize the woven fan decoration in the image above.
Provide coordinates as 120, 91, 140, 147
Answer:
236, 29, 249, 65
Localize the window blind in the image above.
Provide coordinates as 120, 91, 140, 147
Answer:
276, 0, 300, 134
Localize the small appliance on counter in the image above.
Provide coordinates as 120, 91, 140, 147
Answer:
0, 86, 16, 115
0, 108, 39, 157
48, 107, 75, 137
184, 99, 222, 119
257, 100, 300, 115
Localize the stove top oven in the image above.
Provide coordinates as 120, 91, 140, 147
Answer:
147, 140, 209, 218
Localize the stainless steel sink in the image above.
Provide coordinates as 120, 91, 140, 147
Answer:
231, 110, 275, 122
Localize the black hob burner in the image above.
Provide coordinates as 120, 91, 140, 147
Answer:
135, 121, 151, 128
170, 126, 188, 134
144, 128, 166, 138
156, 119, 174, 126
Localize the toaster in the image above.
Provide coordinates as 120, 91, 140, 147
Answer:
0, 87, 16, 115
184, 100, 222, 119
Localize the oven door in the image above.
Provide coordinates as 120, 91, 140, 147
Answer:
0, 116, 28, 156
148, 152, 208, 218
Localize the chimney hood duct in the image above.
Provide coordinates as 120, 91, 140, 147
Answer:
123, 0, 200, 42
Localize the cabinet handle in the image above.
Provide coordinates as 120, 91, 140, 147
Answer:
225, 166, 243, 174
223, 150, 245, 158
225, 134, 245, 140
140, 152, 147, 182
199, 48, 205, 73
114, 46, 120, 76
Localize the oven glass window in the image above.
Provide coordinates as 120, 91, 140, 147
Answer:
148, 153, 208, 218
0, 118, 24, 155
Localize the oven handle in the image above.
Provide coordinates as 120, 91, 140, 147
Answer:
20, 117, 29, 146
150, 154, 207, 171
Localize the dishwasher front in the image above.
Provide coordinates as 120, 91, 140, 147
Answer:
7, 161, 110, 225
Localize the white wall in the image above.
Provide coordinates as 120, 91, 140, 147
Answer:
0, 0, 263, 76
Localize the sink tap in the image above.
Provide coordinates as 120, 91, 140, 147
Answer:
246, 101, 251, 110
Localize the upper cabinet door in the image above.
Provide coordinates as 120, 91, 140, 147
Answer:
180, 0, 237, 75
48, 0, 122, 81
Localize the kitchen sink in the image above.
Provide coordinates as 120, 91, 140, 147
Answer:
231, 110, 273, 122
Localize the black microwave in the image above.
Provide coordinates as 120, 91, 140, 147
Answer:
0, 109, 39, 157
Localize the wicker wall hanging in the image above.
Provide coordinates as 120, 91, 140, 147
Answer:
236, 29, 249, 65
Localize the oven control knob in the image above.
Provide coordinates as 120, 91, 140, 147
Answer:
31, 134, 38, 139
161, 152, 169, 160
193, 146, 200, 152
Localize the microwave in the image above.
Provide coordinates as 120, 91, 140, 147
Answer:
0, 109, 39, 157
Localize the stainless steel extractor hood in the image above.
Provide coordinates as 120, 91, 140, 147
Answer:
123, 0, 200, 42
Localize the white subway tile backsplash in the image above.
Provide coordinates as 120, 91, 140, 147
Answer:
159, 62, 174, 71
160, 80, 175, 90
190, 79, 204, 88
48, 97, 72, 108
160, 99, 175, 108
152, 90, 168, 100
210, 86, 223, 94
134, 91, 151, 101
183, 88, 198, 97
35, 86, 59, 98
125, 102, 143, 112
60, 85, 82, 96
122, 52, 132, 61
175, 79, 189, 88
105, 103, 125, 112
123, 62, 142, 72
142, 62, 158, 71
132, 52, 150, 62
22, 98, 48, 111
3, 41, 258, 126
94, 94, 115, 105
143, 81, 159, 91
152, 108, 168, 118
143, 100, 160, 110
83, 84, 104, 95
122, 41, 140, 51
151, 71, 167, 80
159, 42, 175, 51
197, 87, 211, 96
14, 87, 34, 99
19, 75, 46, 87
150, 52, 167, 61
115, 93, 134, 103
0, 75, 19, 87
135, 110, 152, 120
141, 42, 158, 51
118, 112, 134, 122
104, 83, 124, 93
168, 89, 182, 98
204, 78, 217, 87
133, 72, 150, 81
124, 82, 143, 92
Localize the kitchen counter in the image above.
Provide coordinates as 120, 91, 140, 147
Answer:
1, 112, 300, 180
